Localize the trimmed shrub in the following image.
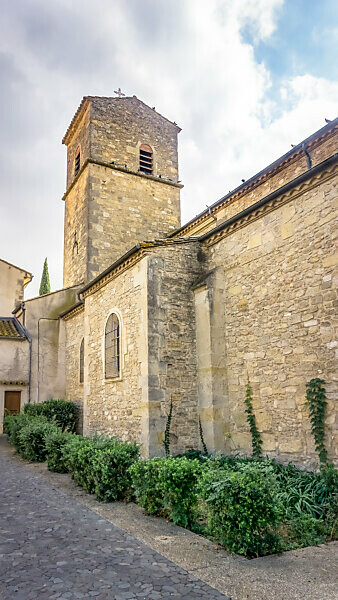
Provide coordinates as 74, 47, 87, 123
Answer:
45, 429, 75, 473
91, 439, 140, 502
159, 457, 204, 527
62, 435, 97, 492
201, 463, 282, 557
130, 457, 203, 526
18, 417, 59, 462
24, 399, 78, 432
4, 413, 40, 452
129, 458, 166, 516
61, 434, 140, 501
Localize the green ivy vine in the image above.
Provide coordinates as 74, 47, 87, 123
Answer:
199, 417, 208, 454
305, 378, 328, 464
244, 381, 263, 459
163, 399, 173, 457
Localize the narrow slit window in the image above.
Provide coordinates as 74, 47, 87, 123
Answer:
79, 338, 84, 383
139, 144, 153, 175
105, 313, 120, 379
74, 150, 81, 176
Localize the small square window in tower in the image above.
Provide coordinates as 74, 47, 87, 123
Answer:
139, 144, 153, 175
74, 150, 81, 176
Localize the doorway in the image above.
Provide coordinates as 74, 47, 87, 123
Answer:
4, 391, 21, 416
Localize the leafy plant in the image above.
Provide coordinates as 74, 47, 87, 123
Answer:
163, 399, 173, 457
62, 435, 97, 492
201, 463, 282, 557
199, 417, 208, 454
4, 413, 33, 451
129, 458, 166, 515
90, 438, 140, 502
244, 381, 262, 458
24, 399, 79, 432
45, 429, 75, 473
159, 457, 204, 527
286, 515, 327, 548
17, 417, 59, 462
305, 378, 328, 464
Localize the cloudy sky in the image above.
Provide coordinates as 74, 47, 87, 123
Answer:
1, 0, 337, 298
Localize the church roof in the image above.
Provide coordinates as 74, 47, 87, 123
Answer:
169, 116, 338, 239
0, 318, 27, 340
62, 95, 181, 145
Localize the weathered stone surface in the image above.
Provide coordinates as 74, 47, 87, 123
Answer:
63, 97, 181, 288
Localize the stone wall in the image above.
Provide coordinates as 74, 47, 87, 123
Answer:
203, 166, 337, 467
63, 96, 181, 289
80, 257, 148, 444
90, 97, 180, 180
63, 169, 89, 288
64, 306, 84, 431
146, 242, 201, 456
85, 163, 180, 282
66, 103, 91, 189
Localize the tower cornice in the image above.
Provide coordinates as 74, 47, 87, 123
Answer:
61, 158, 183, 202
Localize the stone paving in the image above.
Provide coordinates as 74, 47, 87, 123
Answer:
0, 444, 228, 600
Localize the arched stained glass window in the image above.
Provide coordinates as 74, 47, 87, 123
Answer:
79, 338, 84, 383
105, 313, 120, 379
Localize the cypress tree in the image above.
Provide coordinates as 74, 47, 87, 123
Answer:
39, 258, 51, 296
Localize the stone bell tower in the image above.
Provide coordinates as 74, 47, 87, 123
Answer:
62, 95, 182, 287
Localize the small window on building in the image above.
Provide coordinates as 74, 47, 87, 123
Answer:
139, 144, 153, 175
79, 338, 84, 383
74, 150, 81, 176
105, 313, 120, 379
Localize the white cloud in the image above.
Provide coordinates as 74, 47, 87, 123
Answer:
0, 0, 336, 298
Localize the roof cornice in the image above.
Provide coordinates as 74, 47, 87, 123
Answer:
200, 152, 338, 247
171, 118, 338, 238
60, 301, 84, 321
79, 238, 199, 299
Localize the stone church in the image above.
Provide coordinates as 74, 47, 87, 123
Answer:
0, 95, 337, 466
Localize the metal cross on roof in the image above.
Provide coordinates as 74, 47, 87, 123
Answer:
114, 87, 125, 97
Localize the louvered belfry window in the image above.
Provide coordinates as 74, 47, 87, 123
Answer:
79, 338, 84, 383
139, 144, 153, 175
74, 150, 81, 176
105, 313, 120, 379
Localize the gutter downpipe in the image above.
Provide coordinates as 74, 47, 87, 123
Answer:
37, 317, 59, 404
302, 143, 312, 170
13, 307, 32, 404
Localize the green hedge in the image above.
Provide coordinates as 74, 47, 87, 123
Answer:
129, 458, 166, 516
24, 399, 79, 432
4, 411, 337, 557
45, 429, 75, 473
201, 463, 282, 557
130, 456, 204, 527
18, 418, 59, 462
61, 434, 140, 501
90, 438, 140, 502
4, 413, 34, 452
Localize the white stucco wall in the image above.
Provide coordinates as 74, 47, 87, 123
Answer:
0, 260, 31, 315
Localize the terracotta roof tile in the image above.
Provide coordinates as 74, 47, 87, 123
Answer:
0, 318, 26, 339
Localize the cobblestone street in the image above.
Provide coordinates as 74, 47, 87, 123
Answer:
0, 441, 228, 600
